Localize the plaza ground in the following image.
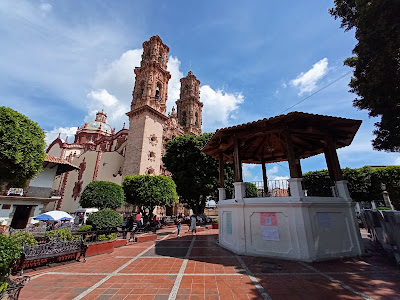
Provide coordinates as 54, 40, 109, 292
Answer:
19, 227, 400, 300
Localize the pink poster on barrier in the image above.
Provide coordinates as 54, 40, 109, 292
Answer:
260, 212, 277, 226
260, 212, 279, 241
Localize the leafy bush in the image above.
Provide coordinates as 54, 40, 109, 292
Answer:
212, 219, 219, 224
10, 232, 38, 247
86, 209, 123, 230
0, 235, 22, 293
80, 181, 124, 210
245, 182, 258, 198
107, 233, 117, 240
44, 229, 78, 242
78, 225, 93, 232
97, 234, 108, 241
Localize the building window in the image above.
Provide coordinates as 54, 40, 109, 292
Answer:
147, 167, 155, 175
148, 151, 156, 161
181, 111, 187, 126
149, 134, 158, 145
1, 204, 11, 210
155, 83, 162, 100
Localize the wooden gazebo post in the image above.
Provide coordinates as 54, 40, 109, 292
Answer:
284, 130, 304, 198
218, 152, 226, 201
233, 136, 246, 200
323, 137, 351, 201
261, 158, 268, 197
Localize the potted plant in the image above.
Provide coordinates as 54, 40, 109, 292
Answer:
212, 219, 219, 229
0, 235, 22, 299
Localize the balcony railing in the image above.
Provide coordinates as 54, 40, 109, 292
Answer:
250, 180, 289, 197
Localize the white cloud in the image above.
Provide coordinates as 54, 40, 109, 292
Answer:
45, 126, 78, 146
291, 58, 328, 95
167, 56, 183, 112
242, 164, 257, 181
87, 89, 118, 107
200, 85, 244, 131
39, 3, 52, 13
395, 157, 400, 165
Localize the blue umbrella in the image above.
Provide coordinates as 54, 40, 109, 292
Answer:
33, 210, 73, 221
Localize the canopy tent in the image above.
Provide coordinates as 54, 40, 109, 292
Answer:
33, 210, 74, 221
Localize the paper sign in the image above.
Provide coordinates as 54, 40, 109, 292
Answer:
226, 212, 232, 235
260, 212, 277, 226
261, 226, 280, 241
317, 212, 331, 228
260, 212, 279, 241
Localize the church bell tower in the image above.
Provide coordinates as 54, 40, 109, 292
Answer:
123, 36, 171, 176
176, 71, 203, 135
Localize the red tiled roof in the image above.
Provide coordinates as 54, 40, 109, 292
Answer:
45, 154, 79, 171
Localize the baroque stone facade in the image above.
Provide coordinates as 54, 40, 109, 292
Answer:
46, 36, 202, 215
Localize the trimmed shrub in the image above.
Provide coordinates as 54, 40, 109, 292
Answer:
107, 233, 117, 240
245, 182, 258, 198
86, 209, 123, 230
0, 235, 22, 294
78, 225, 93, 232
44, 229, 78, 242
10, 232, 38, 247
80, 181, 124, 210
97, 234, 108, 241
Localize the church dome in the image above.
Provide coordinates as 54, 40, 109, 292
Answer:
85, 120, 112, 133
74, 110, 113, 146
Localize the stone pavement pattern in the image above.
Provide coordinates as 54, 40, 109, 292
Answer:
19, 227, 400, 300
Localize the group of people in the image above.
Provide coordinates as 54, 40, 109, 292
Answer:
175, 214, 198, 237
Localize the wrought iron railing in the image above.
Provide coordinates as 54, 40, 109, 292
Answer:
250, 180, 290, 197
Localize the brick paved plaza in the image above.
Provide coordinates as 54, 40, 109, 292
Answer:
18, 227, 400, 300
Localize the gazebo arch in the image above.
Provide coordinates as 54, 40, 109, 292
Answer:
202, 112, 364, 261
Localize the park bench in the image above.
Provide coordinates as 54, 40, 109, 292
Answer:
13, 237, 88, 275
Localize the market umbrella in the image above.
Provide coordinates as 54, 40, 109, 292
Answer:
33, 210, 74, 221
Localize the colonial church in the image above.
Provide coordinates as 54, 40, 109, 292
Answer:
46, 36, 203, 214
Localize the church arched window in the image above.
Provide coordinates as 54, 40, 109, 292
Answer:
155, 82, 162, 100
181, 111, 187, 126
195, 112, 199, 127
138, 81, 145, 98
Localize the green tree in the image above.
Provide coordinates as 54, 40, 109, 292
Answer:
303, 166, 400, 209
330, 0, 400, 151
245, 182, 258, 198
162, 133, 234, 214
0, 107, 46, 186
122, 175, 178, 217
79, 181, 124, 210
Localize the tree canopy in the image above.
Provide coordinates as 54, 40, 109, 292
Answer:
303, 166, 400, 209
0, 107, 46, 186
122, 175, 178, 216
330, 0, 400, 151
79, 181, 124, 210
162, 133, 234, 214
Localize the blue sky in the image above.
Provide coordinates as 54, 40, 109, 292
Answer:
1, 0, 399, 181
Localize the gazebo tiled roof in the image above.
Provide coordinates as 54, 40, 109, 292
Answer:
202, 111, 361, 164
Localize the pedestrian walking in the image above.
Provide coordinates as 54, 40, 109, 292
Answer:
190, 214, 197, 235
176, 217, 182, 237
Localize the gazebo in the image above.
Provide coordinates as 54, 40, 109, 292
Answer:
202, 112, 364, 261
